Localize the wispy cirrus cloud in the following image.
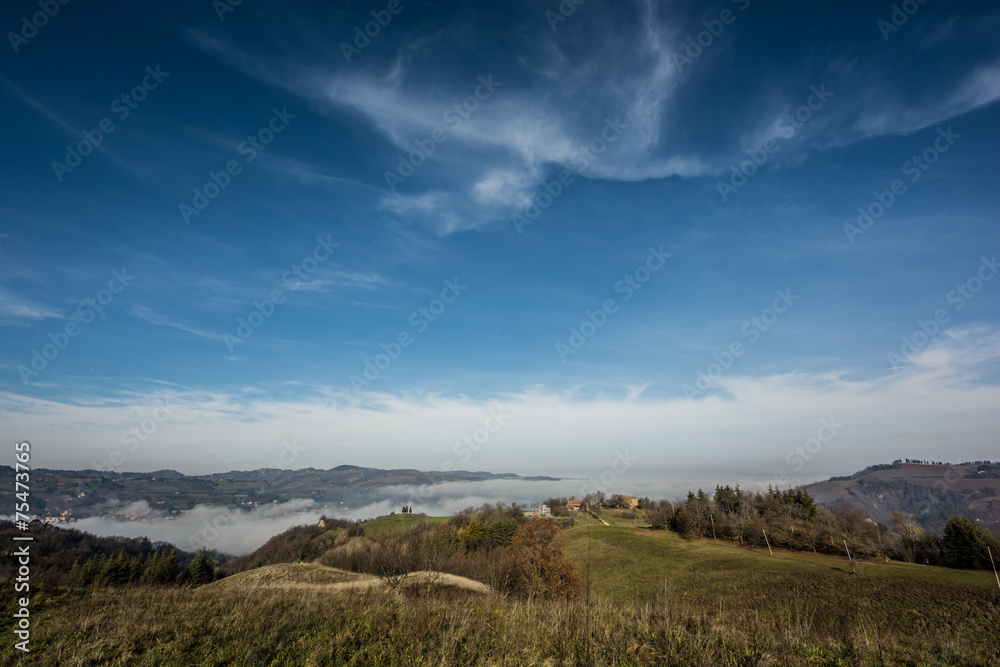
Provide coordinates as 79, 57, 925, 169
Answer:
130, 305, 226, 341
294, 271, 390, 292
185, 2, 704, 234
182, 2, 999, 235
0, 288, 63, 324
848, 61, 1000, 141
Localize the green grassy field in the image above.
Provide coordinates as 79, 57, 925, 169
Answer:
563, 523, 998, 601
563, 523, 999, 662
360, 512, 449, 536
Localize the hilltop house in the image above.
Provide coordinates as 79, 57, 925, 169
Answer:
524, 504, 552, 519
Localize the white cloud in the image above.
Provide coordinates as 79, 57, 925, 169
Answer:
184, 7, 1000, 234
2, 326, 998, 480
842, 60, 1000, 143
130, 305, 226, 341
294, 271, 389, 291
0, 287, 63, 323
320, 71, 707, 232
188, 9, 704, 234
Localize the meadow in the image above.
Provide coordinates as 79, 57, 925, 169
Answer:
2, 510, 998, 665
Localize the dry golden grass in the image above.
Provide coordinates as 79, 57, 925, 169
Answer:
202, 561, 492, 596
4, 580, 997, 666
202, 562, 367, 591
2, 523, 997, 665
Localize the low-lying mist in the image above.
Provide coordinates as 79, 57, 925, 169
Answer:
61, 476, 779, 556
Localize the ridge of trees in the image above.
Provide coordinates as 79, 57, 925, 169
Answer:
0, 520, 220, 586
643, 485, 999, 570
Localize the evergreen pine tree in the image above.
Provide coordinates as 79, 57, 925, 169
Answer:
187, 549, 216, 586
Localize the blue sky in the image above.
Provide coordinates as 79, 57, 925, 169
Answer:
2, 0, 999, 483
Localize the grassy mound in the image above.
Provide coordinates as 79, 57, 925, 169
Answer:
204, 561, 490, 596
202, 562, 368, 591
362, 512, 449, 536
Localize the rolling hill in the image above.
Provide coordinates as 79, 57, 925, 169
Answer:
804, 461, 1000, 533
0, 464, 559, 521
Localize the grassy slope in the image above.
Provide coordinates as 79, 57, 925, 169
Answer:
563, 523, 998, 601
564, 523, 1000, 658
2, 585, 826, 666
312, 527, 340, 542
362, 512, 449, 536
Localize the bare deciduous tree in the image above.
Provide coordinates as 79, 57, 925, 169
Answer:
365, 534, 418, 591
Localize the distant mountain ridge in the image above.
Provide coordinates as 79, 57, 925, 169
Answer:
0, 464, 559, 521
804, 461, 999, 533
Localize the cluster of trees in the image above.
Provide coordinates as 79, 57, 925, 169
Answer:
68, 548, 226, 587
886, 511, 1000, 569
70, 548, 180, 586
602, 495, 636, 510
889, 459, 995, 466
0, 511, 349, 589
643, 486, 817, 540
448, 505, 581, 598
651, 485, 999, 570
186, 550, 217, 586
455, 517, 521, 553
0, 521, 226, 587
942, 515, 1000, 569
315, 503, 583, 599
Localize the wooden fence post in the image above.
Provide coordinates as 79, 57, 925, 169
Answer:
843, 539, 855, 574
989, 546, 1000, 593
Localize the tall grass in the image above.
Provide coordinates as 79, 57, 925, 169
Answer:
2, 573, 997, 666
3, 515, 998, 665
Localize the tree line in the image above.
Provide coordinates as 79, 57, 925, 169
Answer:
629, 485, 999, 570
0, 520, 226, 587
